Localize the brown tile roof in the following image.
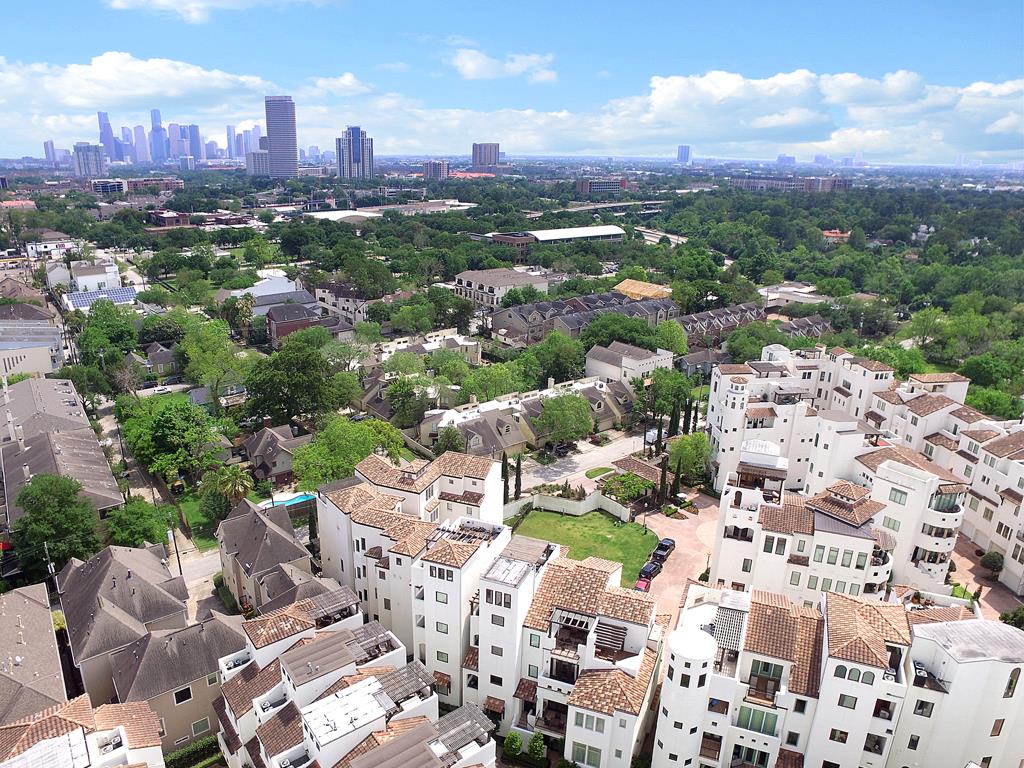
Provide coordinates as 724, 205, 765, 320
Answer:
221, 659, 281, 716
1000, 488, 1023, 505
513, 678, 537, 702
853, 358, 893, 373
758, 496, 813, 535
856, 445, 966, 484
524, 557, 652, 631
746, 406, 776, 419
421, 539, 481, 568
718, 364, 754, 375
906, 606, 976, 627
806, 491, 884, 527
924, 432, 959, 450
743, 592, 823, 697
0, 695, 96, 760
355, 451, 494, 493
255, 702, 303, 758
612, 456, 671, 485
826, 480, 871, 502
949, 405, 987, 423
909, 372, 969, 383
567, 647, 658, 715
243, 602, 315, 649
322, 483, 437, 558
93, 702, 162, 749
906, 393, 957, 417
983, 431, 1024, 459
961, 429, 1000, 442
825, 593, 911, 668
463, 648, 478, 672
213, 696, 241, 753
873, 389, 903, 405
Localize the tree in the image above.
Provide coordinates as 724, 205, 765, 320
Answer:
535, 394, 593, 447
725, 322, 790, 363
668, 432, 712, 486
386, 377, 427, 428
434, 425, 466, 456
430, 349, 470, 385
292, 416, 404, 490
958, 353, 1016, 388
180, 321, 249, 416
235, 292, 256, 341
907, 307, 946, 349
353, 322, 384, 346
503, 732, 522, 758
462, 361, 532, 402
1001, 605, 1024, 629
533, 331, 585, 384
148, 400, 223, 481
980, 550, 1004, 578
106, 500, 170, 548
246, 339, 338, 422
653, 320, 689, 355
242, 236, 275, 267
382, 351, 426, 377
322, 341, 364, 373
658, 455, 669, 504
966, 387, 1023, 420
514, 453, 522, 500
12, 475, 100, 580
578, 314, 658, 352
211, 465, 254, 503
332, 371, 363, 408
527, 733, 546, 762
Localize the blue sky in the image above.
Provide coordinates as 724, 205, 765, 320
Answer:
1, 0, 1022, 162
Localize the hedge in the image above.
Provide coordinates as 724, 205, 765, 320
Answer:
165, 735, 220, 768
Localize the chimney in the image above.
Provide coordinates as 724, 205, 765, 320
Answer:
21, 464, 29, 481
262, 415, 272, 428
15, 424, 24, 451
547, 377, 555, 389
469, 394, 477, 405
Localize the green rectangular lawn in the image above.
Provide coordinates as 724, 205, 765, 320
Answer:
514, 510, 659, 587
178, 492, 219, 551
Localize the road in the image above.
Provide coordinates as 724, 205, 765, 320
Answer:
521, 434, 644, 490
634, 227, 687, 247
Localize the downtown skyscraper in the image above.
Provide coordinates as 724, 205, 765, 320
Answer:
149, 109, 167, 162
263, 96, 298, 178
337, 126, 374, 178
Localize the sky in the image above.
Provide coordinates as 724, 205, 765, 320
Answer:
1, 0, 1022, 164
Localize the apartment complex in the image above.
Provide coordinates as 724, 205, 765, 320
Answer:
727, 176, 852, 192
576, 178, 627, 196
423, 160, 450, 180
586, 341, 674, 385
245, 149, 270, 176
451, 268, 550, 308
472, 142, 500, 168
337, 125, 374, 178
651, 583, 1022, 768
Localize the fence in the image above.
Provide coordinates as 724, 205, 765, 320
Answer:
503, 490, 632, 523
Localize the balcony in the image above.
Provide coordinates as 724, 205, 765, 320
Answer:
547, 658, 579, 685
700, 734, 722, 760
724, 526, 754, 543
744, 675, 780, 707
707, 698, 729, 715
872, 699, 894, 721
535, 702, 567, 736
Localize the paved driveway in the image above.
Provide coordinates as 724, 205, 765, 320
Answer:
521, 434, 644, 489
638, 493, 720, 628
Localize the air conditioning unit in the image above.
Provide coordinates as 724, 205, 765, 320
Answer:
261, 700, 272, 711
280, 760, 291, 768
883, 670, 896, 681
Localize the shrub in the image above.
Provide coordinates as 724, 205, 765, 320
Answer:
527, 732, 546, 762
698, 567, 710, 583
981, 550, 1004, 576
165, 734, 219, 768
503, 732, 523, 757
254, 478, 274, 498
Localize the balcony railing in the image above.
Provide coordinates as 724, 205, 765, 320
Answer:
699, 735, 722, 760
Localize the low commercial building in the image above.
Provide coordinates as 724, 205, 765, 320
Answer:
727, 176, 852, 192
62, 286, 137, 313
126, 176, 184, 192
480, 225, 626, 262
576, 178, 627, 196
146, 209, 190, 227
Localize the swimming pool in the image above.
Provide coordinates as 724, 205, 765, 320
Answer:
259, 492, 316, 508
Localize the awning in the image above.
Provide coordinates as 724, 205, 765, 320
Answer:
514, 678, 537, 703
745, 406, 776, 420
864, 410, 885, 424
433, 670, 451, 687
737, 462, 787, 480
483, 696, 506, 716
551, 646, 580, 662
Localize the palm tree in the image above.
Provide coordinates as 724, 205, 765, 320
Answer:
236, 292, 256, 342
213, 464, 254, 504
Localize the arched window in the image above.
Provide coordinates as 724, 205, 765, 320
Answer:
1006, 668, 1020, 698
848, 668, 861, 683
834, 665, 847, 678
862, 671, 875, 685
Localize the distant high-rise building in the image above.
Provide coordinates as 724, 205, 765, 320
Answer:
676, 145, 691, 164
235, 134, 246, 158
97, 112, 116, 160
121, 126, 133, 145
472, 142, 499, 167
264, 95, 298, 178
72, 143, 106, 177
178, 156, 196, 171
337, 125, 374, 178
423, 160, 450, 180
149, 109, 167, 162
187, 125, 204, 160
776, 153, 797, 166
308, 145, 320, 161
242, 129, 253, 156
251, 124, 262, 152
133, 125, 151, 162
813, 153, 832, 166
246, 150, 270, 176
205, 140, 219, 159
226, 125, 236, 159
167, 123, 186, 158
43, 140, 56, 163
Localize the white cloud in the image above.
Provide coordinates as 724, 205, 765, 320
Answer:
378, 62, 409, 72
449, 49, 557, 83
104, 0, 334, 23
307, 72, 372, 96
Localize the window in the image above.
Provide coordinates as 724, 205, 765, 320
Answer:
491, 645, 503, 657
530, 633, 541, 648
158, 718, 166, 738
862, 671, 875, 684
680, 673, 691, 687
786, 732, 799, 746
173, 686, 192, 705
829, 728, 849, 744
698, 673, 706, 687
485, 589, 512, 608
528, 664, 538, 679
856, 552, 867, 570
822, 578, 833, 592
908, 735, 919, 750
814, 545, 825, 563
191, 718, 210, 736
572, 743, 602, 768
794, 698, 806, 714
737, 706, 778, 736
1005, 668, 1020, 697
491, 615, 505, 627
839, 694, 857, 708
991, 719, 1004, 736
741, 558, 752, 573
883, 516, 901, 532
827, 547, 839, 565
790, 572, 801, 586
808, 575, 818, 590
841, 550, 853, 568
383, 598, 391, 610
849, 584, 860, 596
913, 700, 933, 717
835, 665, 847, 679
848, 668, 861, 682
775, 538, 786, 555
889, 488, 908, 505
490, 675, 503, 685
437, 651, 449, 663
206, 673, 218, 686
667, 665, 674, 681
436, 622, 448, 634
435, 591, 448, 604
619, 718, 627, 728
763, 535, 775, 553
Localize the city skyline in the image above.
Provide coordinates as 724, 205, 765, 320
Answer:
0, 1, 1021, 164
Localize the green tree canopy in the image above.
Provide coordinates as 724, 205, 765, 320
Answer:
246, 339, 338, 422
292, 416, 404, 490
434, 425, 466, 456
106, 500, 170, 548
533, 331, 585, 384
535, 394, 594, 446
669, 432, 712, 486
12, 474, 101, 580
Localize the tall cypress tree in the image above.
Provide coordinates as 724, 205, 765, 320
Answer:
668, 396, 681, 437
671, 457, 682, 498
682, 396, 693, 434
658, 455, 669, 504
514, 454, 522, 500
501, 453, 509, 505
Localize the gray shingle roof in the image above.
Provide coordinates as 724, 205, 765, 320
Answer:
0, 584, 66, 725
217, 501, 309, 579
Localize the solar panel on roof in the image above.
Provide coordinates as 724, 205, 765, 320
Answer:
67, 287, 137, 308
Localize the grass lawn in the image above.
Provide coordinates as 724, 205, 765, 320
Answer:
950, 582, 974, 601
515, 510, 659, 586
585, 467, 614, 479
178, 492, 219, 551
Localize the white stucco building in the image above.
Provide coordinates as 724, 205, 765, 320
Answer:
585, 341, 674, 385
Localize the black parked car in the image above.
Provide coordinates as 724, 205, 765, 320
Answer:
652, 538, 676, 562
639, 560, 663, 580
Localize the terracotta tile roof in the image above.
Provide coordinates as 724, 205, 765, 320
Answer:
483, 696, 505, 715
1000, 488, 1023, 505
93, 702, 163, 749
524, 557, 650, 631
924, 432, 959, 450
421, 539, 481, 568
961, 429, 1000, 442
255, 702, 303, 758
806, 491, 884, 527
322, 483, 437, 557
0, 695, 96, 760
825, 593, 911, 668
221, 659, 281, 716
213, 696, 241, 753
873, 389, 903, 405
513, 678, 536, 702
949, 405, 987, 423
389, 520, 438, 557
856, 445, 966, 484
743, 592, 823, 697
718, 364, 754, 375
567, 647, 658, 715
826, 480, 871, 502
906, 393, 957, 417
243, 602, 315, 649
983, 431, 1024, 459
906, 606, 976, 627
612, 456, 671, 485
828, 347, 849, 356
246, 736, 267, 768
745, 406, 776, 419
758, 496, 813, 535
463, 647, 478, 671
853, 358, 893, 373
909, 372, 969, 383
355, 451, 493, 493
